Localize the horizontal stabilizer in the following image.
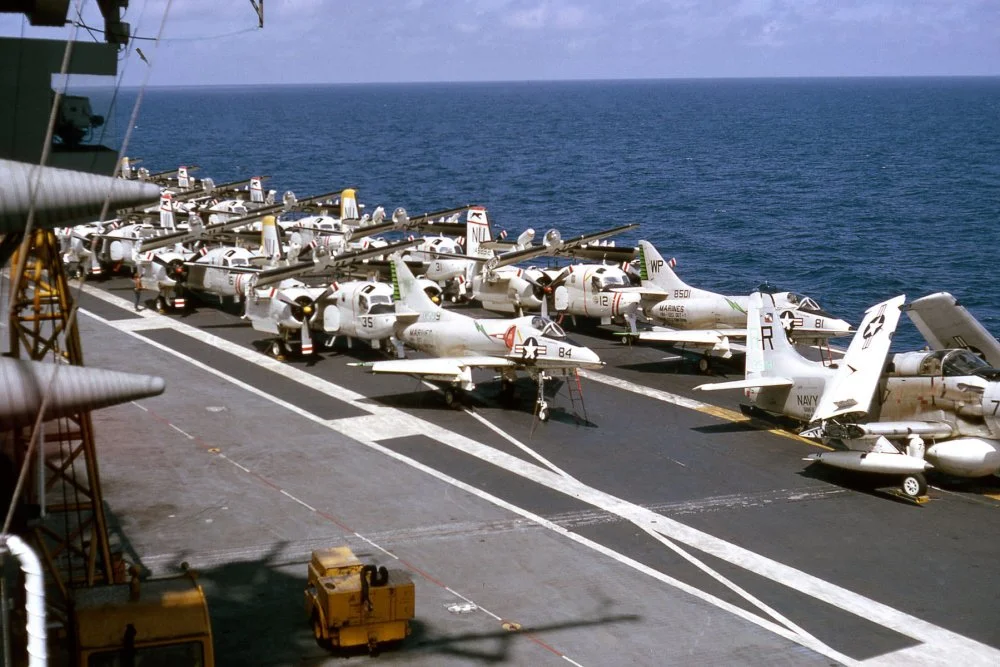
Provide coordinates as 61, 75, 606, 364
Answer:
694, 376, 795, 392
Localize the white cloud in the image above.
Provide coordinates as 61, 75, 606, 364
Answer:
502, 1, 595, 31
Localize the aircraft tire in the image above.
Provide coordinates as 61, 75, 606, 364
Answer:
156, 296, 167, 313
312, 612, 331, 650
270, 340, 286, 360
698, 357, 710, 373
538, 402, 549, 422
444, 388, 459, 409
900, 473, 927, 499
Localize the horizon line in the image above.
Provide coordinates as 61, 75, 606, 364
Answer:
74, 74, 1000, 90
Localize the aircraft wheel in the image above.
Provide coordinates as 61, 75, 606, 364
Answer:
698, 357, 710, 373
444, 388, 460, 409
900, 473, 927, 499
270, 340, 286, 360
156, 296, 167, 313
537, 402, 550, 422
312, 612, 331, 650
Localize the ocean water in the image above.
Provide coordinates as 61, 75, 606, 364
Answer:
84, 78, 1000, 351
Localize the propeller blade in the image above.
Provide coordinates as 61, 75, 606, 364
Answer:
276, 291, 298, 307
301, 318, 314, 355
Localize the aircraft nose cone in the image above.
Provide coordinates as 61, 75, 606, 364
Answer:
831, 318, 853, 333
576, 346, 604, 369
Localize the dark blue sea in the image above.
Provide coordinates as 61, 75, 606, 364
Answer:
85, 78, 1000, 351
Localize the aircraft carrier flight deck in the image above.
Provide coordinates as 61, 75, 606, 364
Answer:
59, 274, 1000, 666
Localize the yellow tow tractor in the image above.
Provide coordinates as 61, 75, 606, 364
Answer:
304, 546, 415, 653
72, 569, 214, 666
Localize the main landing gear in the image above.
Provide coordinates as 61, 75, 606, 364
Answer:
899, 473, 928, 500
504, 372, 551, 421
270, 339, 287, 360
443, 387, 461, 409
534, 371, 550, 422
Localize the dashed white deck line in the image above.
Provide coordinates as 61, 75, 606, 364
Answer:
168, 423, 195, 439
354, 534, 397, 559
77, 285, 1000, 665
217, 453, 250, 473
279, 489, 316, 512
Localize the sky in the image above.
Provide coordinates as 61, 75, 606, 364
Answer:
1, 0, 998, 86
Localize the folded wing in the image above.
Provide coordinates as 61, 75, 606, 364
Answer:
811, 294, 905, 422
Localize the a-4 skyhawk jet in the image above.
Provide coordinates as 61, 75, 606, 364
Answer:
696, 291, 1000, 500
621, 241, 852, 370
355, 255, 604, 421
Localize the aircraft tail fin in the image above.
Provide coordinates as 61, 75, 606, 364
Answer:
340, 188, 359, 220
637, 241, 688, 291
390, 255, 438, 313
177, 165, 190, 189
261, 215, 282, 262
465, 206, 493, 259
159, 192, 175, 231
250, 177, 264, 203
746, 291, 796, 381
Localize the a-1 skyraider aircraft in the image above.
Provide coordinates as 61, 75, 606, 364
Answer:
696, 291, 1000, 500
621, 241, 852, 371
354, 255, 604, 421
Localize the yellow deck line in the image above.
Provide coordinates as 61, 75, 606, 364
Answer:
693, 404, 834, 450
581, 371, 832, 450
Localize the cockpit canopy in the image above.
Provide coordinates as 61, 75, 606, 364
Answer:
890, 349, 995, 377
781, 292, 834, 317
922, 349, 992, 377
590, 267, 630, 291
359, 286, 394, 315
530, 315, 566, 339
